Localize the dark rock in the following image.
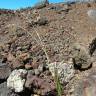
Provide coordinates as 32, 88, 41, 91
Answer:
0, 60, 11, 80
89, 37, 96, 56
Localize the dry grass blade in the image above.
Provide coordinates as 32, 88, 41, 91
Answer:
33, 29, 50, 64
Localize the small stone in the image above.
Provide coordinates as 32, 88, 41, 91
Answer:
7, 53, 15, 61
34, 16, 48, 26
0, 59, 11, 80
34, 69, 40, 75
72, 43, 92, 69
25, 64, 32, 69
18, 53, 30, 61
0, 82, 9, 96
38, 64, 44, 73
7, 69, 27, 92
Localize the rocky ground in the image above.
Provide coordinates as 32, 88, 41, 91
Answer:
0, 2, 96, 96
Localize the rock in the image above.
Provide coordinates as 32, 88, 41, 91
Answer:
34, 69, 40, 76
34, 64, 44, 75
38, 64, 44, 72
7, 69, 27, 92
7, 53, 15, 62
34, 16, 48, 26
0, 65, 11, 80
7, 53, 24, 69
72, 43, 92, 69
15, 28, 26, 37
0, 59, 11, 80
73, 71, 96, 96
0, 82, 9, 96
28, 70, 35, 76
89, 37, 96, 56
17, 52, 30, 61
48, 59, 75, 83
87, 9, 96, 22
25, 75, 55, 95
25, 64, 32, 69
34, 0, 49, 9
48, 4, 69, 13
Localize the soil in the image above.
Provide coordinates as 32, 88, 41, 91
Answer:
0, 2, 96, 96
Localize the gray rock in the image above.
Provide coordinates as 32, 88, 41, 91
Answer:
72, 43, 92, 69
0, 60, 11, 80
0, 82, 9, 96
34, 16, 48, 26
34, 0, 49, 9
48, 59, 75, 83
87, 9, 96, 22
38, 64, 44, 73
34, 69, 40, 75
7, 69, 27, 92
34, 64, 44, 75
73, 71, 96, 96
28, 70, 35, 75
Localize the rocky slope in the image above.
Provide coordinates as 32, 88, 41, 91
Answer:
0, 2, 96, 96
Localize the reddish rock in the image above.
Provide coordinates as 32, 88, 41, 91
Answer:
25, 71, 56, 95
25, 64, 32, 69
7, 53, 24, 69
17, 53, 30, 61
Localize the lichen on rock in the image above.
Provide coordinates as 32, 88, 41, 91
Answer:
7, 69, 27, 92
48, 59, 75, 83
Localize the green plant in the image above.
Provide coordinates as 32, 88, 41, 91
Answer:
54, 67, 63, 96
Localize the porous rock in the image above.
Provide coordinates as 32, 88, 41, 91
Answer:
7, 69, 27, 92
48, 59, 75, 83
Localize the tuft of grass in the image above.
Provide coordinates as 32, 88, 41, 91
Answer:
54, 66, 63, 96
34, 29, 63, 96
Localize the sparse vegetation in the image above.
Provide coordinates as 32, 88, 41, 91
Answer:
1, 2, 96, 96
54, 67, 63, 96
